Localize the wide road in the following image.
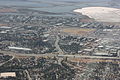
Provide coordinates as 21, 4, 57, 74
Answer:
0, 50, 120, 60
57, 55, 120, 59
0, 50, 55, 57
55, 35, 63, 54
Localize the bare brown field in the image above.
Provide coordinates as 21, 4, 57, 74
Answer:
62, 28, 95, 35
0, 24, 8, 26
0, 8, 17, 13
15, 55, 31, 59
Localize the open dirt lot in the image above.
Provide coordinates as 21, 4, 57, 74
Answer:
62, 28, 96, 35
0, 8, 17, 13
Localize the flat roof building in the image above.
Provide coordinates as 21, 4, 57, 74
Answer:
0, 72, 16, 78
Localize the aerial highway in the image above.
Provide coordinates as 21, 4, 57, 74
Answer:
0, 50, 120, 60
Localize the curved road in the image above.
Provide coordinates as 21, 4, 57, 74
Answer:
0, 55, 14, 66
55, 35, 63, 54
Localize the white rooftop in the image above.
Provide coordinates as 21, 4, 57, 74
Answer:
8, 46, 32, 51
